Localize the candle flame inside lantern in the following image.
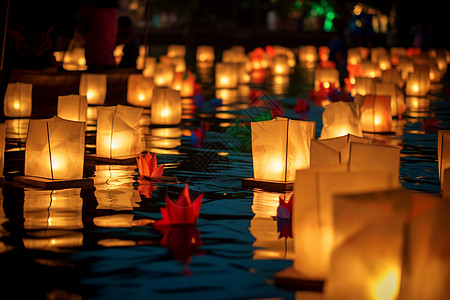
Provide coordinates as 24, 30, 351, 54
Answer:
51, 155, 65, 172
161, 108, 170, 117
220, 77, 229, 85
371, 268, 400, 300
87, 91, 95, 100
412, 84, 419, 93
374, 116, 381, 125
323, 81, 330, 89
138, 94, 145, 101
275, 66, 283, 73
13, 101, 20, 110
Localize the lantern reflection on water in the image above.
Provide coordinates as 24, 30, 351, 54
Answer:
79, 73, 107, 105
5, 118, 29, 143
3, 82, 32, 117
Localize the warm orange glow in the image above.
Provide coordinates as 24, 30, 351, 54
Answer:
220, 77, 229, 85
371, 268, 400, 300
161, 108, 170, 117
323, 81, 330, 89
412, 84, 419, 92
13, 101, 20, 110
87, 90, 95, 101
138, 94, 144, 101
353, 5, 362, 15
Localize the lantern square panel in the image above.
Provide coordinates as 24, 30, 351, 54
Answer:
79, 73, 107, 105
57, 94, 88, 122
320, 101, 363, 139
127, 74, 154, 107
4, 82, 32, 117
151, 87, 182, 125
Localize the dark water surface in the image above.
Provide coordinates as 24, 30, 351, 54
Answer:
0, 49, 447, 299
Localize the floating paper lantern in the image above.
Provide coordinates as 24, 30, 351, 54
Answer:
154, 63, 175, 87
79, 73, 107, 105
357, 94, 393, 133
196, 45, 215, 63
96, 105, 143, 158
170, 56, 186, 73
318, 46, 330, 62
358, 60, 381, 78
396, 56, 415, 81
167, 44, 186, 58
347, 47, 369, 65
320, 101, 363, 139
215, 62, 238, 88
140, 56, 156, 77
390, 47, 407, 65
377, 54, 391, 71
438, 130, 450, 191
18, 116, 88, 187
405, 69, 430, 97
381, 68, 404, 88
180, 71, 196, 98
62, 47, 87, 71
127, 74, 154, 107
298, 45, 317, 63
57, 94, 87, 122
3, 82, 32, 117
272, 55, 290, 76
310, 134, 371, 167
5, 118, 29, 143
374, 82, 405, 117
291, 166, 399, 281
151, 87, 182, 125
351, 76, 377, 97
314, 68, 340, 91
245, 117, 316, 187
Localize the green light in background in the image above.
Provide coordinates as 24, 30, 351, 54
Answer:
324, 19, 333, 32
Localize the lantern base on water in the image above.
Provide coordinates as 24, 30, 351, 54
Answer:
85, 154, 139, 165
274, 267, 324, 292
241, 178, 293, 192
14, 175, 94, 189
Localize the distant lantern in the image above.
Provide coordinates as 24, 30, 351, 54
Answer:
57, 94, 87, 123
4, 82, 32, 117
298, 45, 317, 63
370, 47, 388, 65
320, 101, 363, 139
237, 62, 250, 84
180, 71, 196, 98
396, 56, 415, 81
319, 46, 330, 62
140, 56, 156, 77
151, 87, 182, 125
310, 134, 372, 168
272, 55, 290, 76
351, 76, 377, 97
196, 45, 215, 63
154, 63, 175, 87
357, 94, 393, 133
170, 56, 186, 73
406, 69, 430, 97
96, 105, 143, 158
381, 68, 404, 88
289, 166, 399, 281
374, 82, 405, 117
243, 117, 316, 190
79, 73, 107, 105
15, 116, 91, 188
347, 48, 362, 66
438, 130, 450, 192
358, 60, 381, 78
326, 189, 445, 300
215, 62, 239, 89
390, 47, 407, 65
167, 44, 186, 58
127, 74, 154, 107
62, 47, 87, 71
0, 123, 5, 180
314, 67, 340, 91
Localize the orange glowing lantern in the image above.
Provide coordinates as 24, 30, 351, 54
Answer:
57, 94, 87, 122
215, 62, 238, 88
377, 54, 391, 70
286, 166, 399, 282
374, 82, 405, 117
406, 68, 430, 97
15, 116, 91, 188
167, 44, 186, 58
242, 117, 316, 190
320, 101, 363, 139
396, 56, 415, 81
62, 47, 87, 71
151, 87, 182, 125
272, 55, 290, 76
79, 73, 107, 105
314, 68, 340, 91
356, 94, 393, 133
96, 105, 143, 159
319, 46, 330, 62
127, 74, 154, 107
4, 82, 32, 117
310, 134, 372, 168
196, 45, 215, 63
351, 76, 377, 97
438, 130, 450, 192
169, 56, 186, 73
180, 70, 196, 98
140, 56, 156, 77
358, 60, 381, 78
298, 45, 317, 64
390, 47, 407, 66
381, 68, 404, 88
154, 63, 175, 87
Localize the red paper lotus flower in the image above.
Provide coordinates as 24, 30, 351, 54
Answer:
294, 98, 308, 114
277, 194, 293, 220
136, 152, 165, 178
153, 185, 203, 226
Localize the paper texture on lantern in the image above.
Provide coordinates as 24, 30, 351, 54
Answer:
320, 101, 363, 139
327, 189, 443, 300
127, 74, 154, 107
151, 87, 182, 125
374, 82, 406, 117
251, 117, 316, 182
349, 142, 401, 180
154, 63, 175, 87
215, 62, 239, 88
310, 134, 372, 167
25, 116, 85, 180
352, 76, 377, 97
79, 73, 107, 105
196, 45, 215, 62
357, 94, 393, 133
405, 71, 429, 97
4, 82, 32, 117
292, 167, 399, 280
57, 94, 87, 122
437, 130, 450, 190
96, 105, 143, 157
0, 124, 5, 175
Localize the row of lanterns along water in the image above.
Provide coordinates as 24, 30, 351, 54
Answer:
2, 43, 450, 299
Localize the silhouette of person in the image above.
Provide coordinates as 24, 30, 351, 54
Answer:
116, 15, 140, 69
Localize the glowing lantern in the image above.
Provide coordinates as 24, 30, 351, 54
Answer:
326, 189, 445, 300
243, 117, 316, 189
15, 116, 90, 188
357, 94, 393, 133
127, 74, 154, 107
236, 62, 250, 84
314, 68, 340, 91
370, 47, 388, 64
272, 55, 290, 76
167, 44, 186, 58
347, 48, 362, 66
196, 45, 215, 63
62, 47, 87, 71
310, 134, 372, 167
140, 56, 156, 77
96, 105, 143, 158
154, 63, 175, 87
377, 54, 391, 70
351, 76, 377, 97
151, 87, 182, 125
0, 124, 4, 180
289, 166, 399, 281
298, 45, 317, 63
318, 46, 330, 62
381, 68, 403, 88
79, 73, 107, 105
57, 94, 87, 122
374, 82, 405, 117
390, 47, 407, 65
170, 56, 186, 73
215, 62, 238, 88
180, 71, 196, 98
358, 60, 381, 78
406, 69, 430, 97
4, 82, 32, 117
320, 101, 363, 139
429, 60, 444, 83
438, 130, 450, 191
396, 56, 415, 81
